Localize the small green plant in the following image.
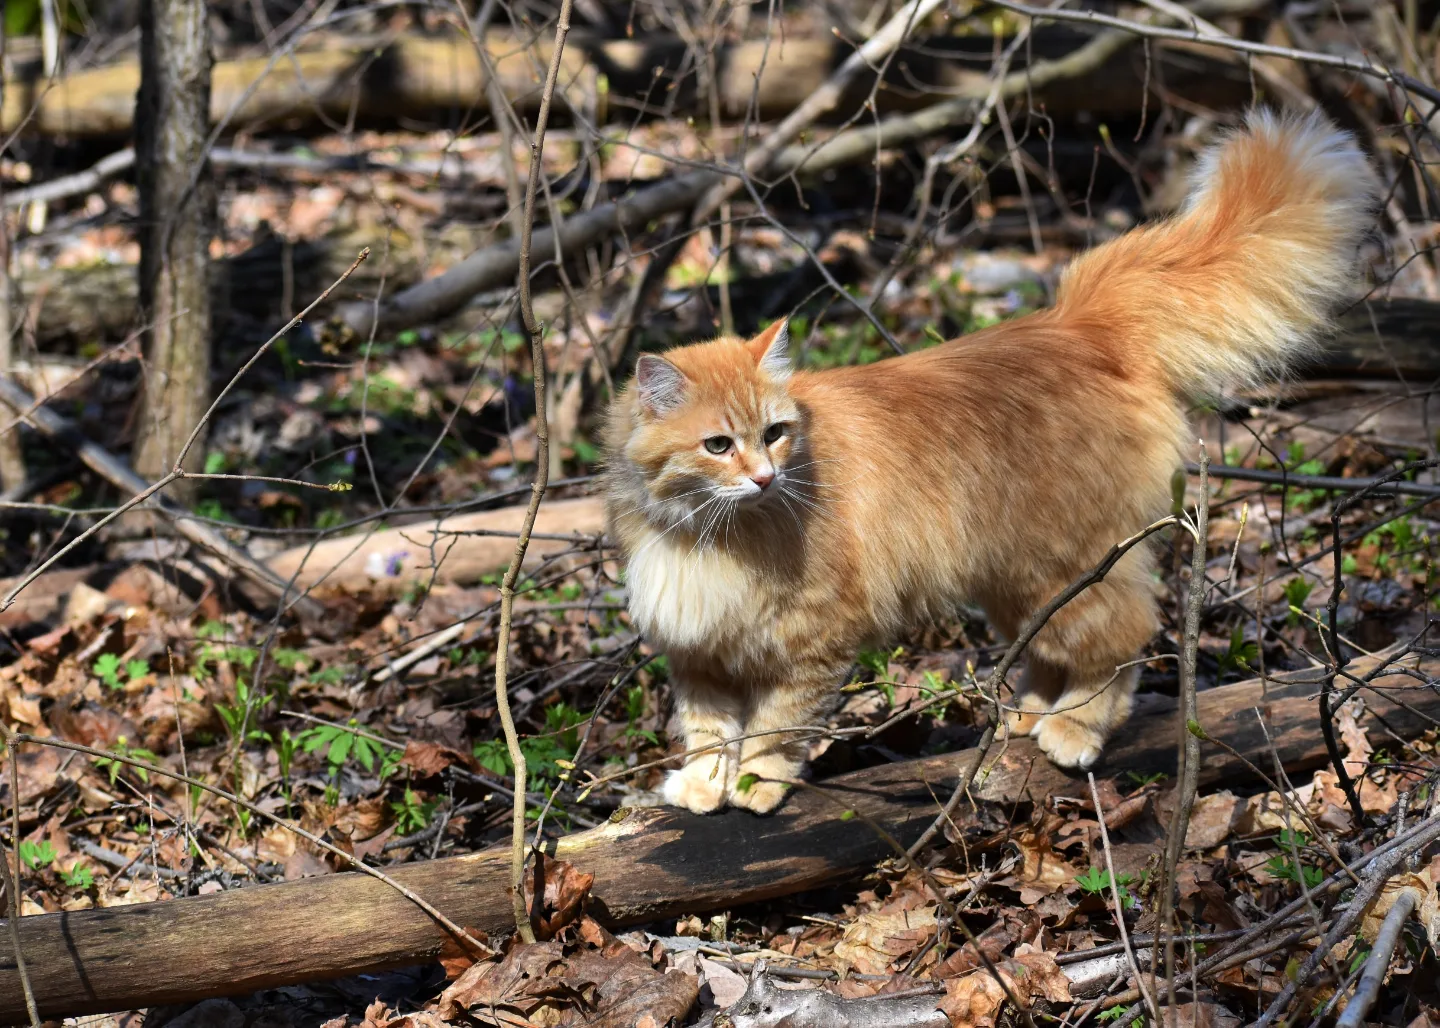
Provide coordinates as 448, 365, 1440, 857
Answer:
18, 839, 55, 869
276, 728, 298, 781
1216, 626, 1258, 676
475, 704, 585, 782
1097, 1007, 1128, 1023
1074, 866, 1137, 909
215, 680, 274, 744
195, 498, 235, 523
1283, 577, 1314, 628
298, 720, 386, 774
308, 664, 349, 686
856, 648, 897, 677
1266, 829, 1324, 889
59, 861, 94, 889
93, 739, 159, 785
620, 685, 659, 748
271, 648, 308, 671
93, 654, 152, 690
1126, 770, 1168, 788
392, 788, 437, 834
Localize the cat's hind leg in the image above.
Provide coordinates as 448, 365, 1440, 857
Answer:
1018, 558, 1159, 769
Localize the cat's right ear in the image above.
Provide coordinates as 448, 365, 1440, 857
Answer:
635, 354, 688, 415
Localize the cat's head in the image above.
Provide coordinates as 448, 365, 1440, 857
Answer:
612, 319, 805, 528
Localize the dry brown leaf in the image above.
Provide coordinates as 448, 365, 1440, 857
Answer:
438, 940, 573, 1024
402, 739, 477, 776
936, 923, 1014, 978
1184, 791, 1239, 849
1361, 868, 1438, 947
438, 932, 698, 1028
832, 905, 938, 975
1336, 697, 1372, 776
940, 971, 1008, 1028
1011, 945, 1072, 1003
3, 689, 42, 726
283, 849, 331, 880
522, 853, 595, 941
1014, 826, 1083, 903
1171, 1001, 1243, 1028
439, 927, 496, 978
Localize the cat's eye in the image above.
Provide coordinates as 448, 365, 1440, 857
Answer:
703, 436, 733, 455
763, 423, 786, 445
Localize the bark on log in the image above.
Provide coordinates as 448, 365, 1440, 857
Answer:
1, 648, 1435, 1021
0, 29, 1250, 139
265, 495, 607, 595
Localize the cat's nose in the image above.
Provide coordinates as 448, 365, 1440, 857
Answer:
750, 470, 775, 490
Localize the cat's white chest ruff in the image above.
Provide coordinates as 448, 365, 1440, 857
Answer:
625, 536, 754, 651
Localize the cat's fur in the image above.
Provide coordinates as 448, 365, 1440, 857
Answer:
603, 109, 1380, 815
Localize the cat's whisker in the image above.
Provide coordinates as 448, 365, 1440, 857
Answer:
774, 489, 806, 535
778, 486, 841, 525
610, 484, 713, 521
629, 494, 725, 559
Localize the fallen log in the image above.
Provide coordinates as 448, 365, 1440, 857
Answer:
2, 28, 1249, 139
2, 648, 1435, 1021
265, 494, 608, 595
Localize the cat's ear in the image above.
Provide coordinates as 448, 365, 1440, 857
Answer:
635, 354, 688, 415
747, 318, 792, 382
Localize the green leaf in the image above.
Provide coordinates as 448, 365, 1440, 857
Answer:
60, 862, 93, 889
327, 731, 353, 767
352, 735, 377, 772
93, 653, 123, 689
839, 809, 857, 821
19, 839, 55, 869
736, 773, 759, 794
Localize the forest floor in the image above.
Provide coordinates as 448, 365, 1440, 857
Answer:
3, 4, 1440, 1026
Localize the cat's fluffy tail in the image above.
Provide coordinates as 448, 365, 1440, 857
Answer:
1054, 108, 1380, 397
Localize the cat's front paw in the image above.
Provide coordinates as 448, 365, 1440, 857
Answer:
1003, 694, 1050, 739
1035, 714, 1105, 769
728, 777, 790, 814
662, 759, 729, 814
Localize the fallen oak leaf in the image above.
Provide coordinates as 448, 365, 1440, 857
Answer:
940, 970, 1008, 1028
1010, 945, 1072, 1003
523, 852, 595, 941
402, 739, 478, 776
831, 905, 939, 975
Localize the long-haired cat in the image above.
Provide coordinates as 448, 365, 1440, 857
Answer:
603, 109, 1380, 814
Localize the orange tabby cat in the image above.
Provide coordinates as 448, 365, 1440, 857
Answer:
603, 109, 1380, 814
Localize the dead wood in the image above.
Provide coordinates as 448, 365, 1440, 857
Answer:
1, 647, 1435, 1021
1, 29, 1249, 140
265, 494, 607, 595
699, 962, 948, 1028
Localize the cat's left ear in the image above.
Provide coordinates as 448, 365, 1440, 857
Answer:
747, 318, 792, 382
